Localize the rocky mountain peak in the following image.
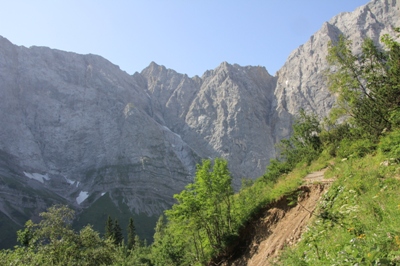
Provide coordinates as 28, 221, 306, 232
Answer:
142, 61, 168, 76
272, 0, 399, 141
0, 0, 398, 248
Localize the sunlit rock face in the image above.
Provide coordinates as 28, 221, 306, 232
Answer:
272, 0, 400, 140
140, 61, 277, 188
0, 0, 398, 248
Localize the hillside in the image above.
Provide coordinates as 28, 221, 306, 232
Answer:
0, 0, 399, 250
0, 23, 399, 264
220, 170, 333, 266
2, 127, 399, 265
276, 140, 400, 264
212, 131, 400, 265
220, 183, 331, 266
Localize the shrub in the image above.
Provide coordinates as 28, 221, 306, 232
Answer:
263, 159, 291, 183
336, 138, 377, 158
378, 130, 400, 161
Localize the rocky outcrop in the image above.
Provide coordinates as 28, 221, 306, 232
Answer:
139, 62, 277, 187
0, 36, 199, 231
272, 0, 400, 138
0, 0, 398, 248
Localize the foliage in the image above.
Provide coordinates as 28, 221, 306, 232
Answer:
319, 121, 354, 157
113, 219, 124, 245
150, 156, 311, 265
335, 137, 377, 159
327, 30, 400, 137
105, 215, 114, 240
16, 205, 75, 250
276, 143, 400, 265
73, 190, 157, 245
115, 236, 153, 266
263, 110, 322, 184
161, 158, 235, 264
1, 205, 117, 265
233, 178, 272, 226
3, 32, 400, 264
151, 215, 185, 265
379, 130, 400, 162
263, 159, 292, 183
274, 31, 400, 265
279, 109, 322, 166
104, 215, 125, 246
127, 217, 136, 250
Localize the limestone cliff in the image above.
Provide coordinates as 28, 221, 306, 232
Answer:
0, 0, 398, 248
273, 0, 400, 139
139, 62, 277, 187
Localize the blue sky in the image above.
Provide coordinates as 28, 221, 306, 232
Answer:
0, 0, 368, 77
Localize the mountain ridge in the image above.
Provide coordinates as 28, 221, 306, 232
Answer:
0, 0, 398, 248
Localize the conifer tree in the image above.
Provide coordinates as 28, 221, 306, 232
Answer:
127, 217, 136, 250
104, 215, 114, 240
113, 219, 123, 245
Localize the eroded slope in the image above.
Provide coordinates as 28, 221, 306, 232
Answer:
217, 181, 331, 266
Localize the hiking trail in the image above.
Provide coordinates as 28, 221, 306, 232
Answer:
218, 168, 334, 266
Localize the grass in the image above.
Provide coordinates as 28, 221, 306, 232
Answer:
275, 132, 400, 265
232, 159, 321, 240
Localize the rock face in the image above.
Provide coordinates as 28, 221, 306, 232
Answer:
0, 0, 398, 247
0, 37, 199, 213
273, 0, 400, 138
140, 62, 277, 187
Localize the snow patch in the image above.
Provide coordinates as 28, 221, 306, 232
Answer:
76, 191, 89, 205
101, 192, 106, 196
24, 172, 50, 183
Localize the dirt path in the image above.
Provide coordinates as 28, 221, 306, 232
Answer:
303, 168, 334, 184
219, 169, 334, 266
245, 184, 326, 266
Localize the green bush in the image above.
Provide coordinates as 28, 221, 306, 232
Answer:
263, 159, 291, 183
278, 110, 322, 166
378, 130, 400, 161
336, 138, 377, 158
276, 154, 400, 265
320, 123, 353, 157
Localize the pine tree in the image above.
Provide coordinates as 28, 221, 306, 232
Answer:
127, 217, 136, 250
113, 219, 123, 245
104, 215, 114, 240
153, 215, 165, 241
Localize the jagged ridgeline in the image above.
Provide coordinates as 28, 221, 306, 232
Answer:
0, 0, 399, 249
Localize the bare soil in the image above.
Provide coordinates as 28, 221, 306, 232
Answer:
212, 169, 333, 266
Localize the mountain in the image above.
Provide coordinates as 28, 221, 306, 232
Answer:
140, 61, 277, 187
273, 0, 400, 140
0, 0, 398, 248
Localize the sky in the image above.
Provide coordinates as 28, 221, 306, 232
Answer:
0, 0, 369, 77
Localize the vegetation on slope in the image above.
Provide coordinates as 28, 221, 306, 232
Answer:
276, 132, 400, 265
275, 29, 400, 265
0, 30, 399, 266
